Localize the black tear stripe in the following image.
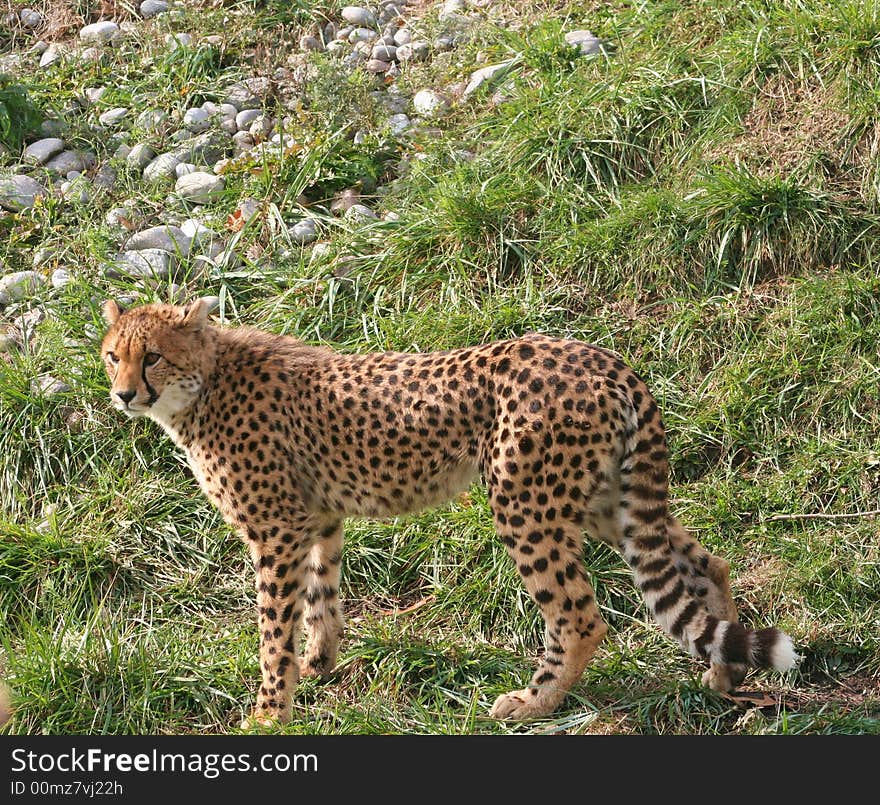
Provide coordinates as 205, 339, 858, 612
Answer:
142, 364, 158, 405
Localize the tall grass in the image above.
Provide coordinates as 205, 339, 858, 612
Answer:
1, 0, 878, 735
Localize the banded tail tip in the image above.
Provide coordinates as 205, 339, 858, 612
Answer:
769, 632, 799, 672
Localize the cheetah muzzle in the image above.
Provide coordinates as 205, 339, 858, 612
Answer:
101, 298, 798, 726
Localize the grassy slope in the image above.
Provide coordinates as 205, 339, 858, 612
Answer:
1, 0, 879, 734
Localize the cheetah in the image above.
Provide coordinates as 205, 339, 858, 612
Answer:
100, 297, 797, 725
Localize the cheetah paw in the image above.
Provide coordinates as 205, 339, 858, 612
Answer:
240, 712, 287, 730
489, 689, 551, 721
701, 662, 747, 693
299, 653, 334, 679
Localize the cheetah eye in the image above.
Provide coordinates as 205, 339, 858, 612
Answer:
106, 351, 119, 365
143, 352, 162, 367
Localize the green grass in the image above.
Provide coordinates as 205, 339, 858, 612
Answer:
1, 0, 879, 735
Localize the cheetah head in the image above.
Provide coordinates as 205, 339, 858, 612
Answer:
101, 298, 213, 425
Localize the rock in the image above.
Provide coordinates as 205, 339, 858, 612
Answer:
44, 150, 93, 177
106, 206, 138, 228
413, 89, 449, 116
59, 177, 91, 204
28, 40, 49, 55
434, 35, 455, 52
144, 152, 182, 182
135, 108, 169, 130
248, 114, 273, 139
175, 162, 197, 177
175, 171, 224, 203
387, 113, 411, 135
39, 43, 66, 67
79, 47, 102, 63
11, 308, 46, 340
93, 164, 117, 190
289, 218, 318, 244
393, 28, 411, 46
0, 175, 47, 212
371, 43, 397, 61
564, 29, 607, 56
348, 27, 378, 44
79, 21, 121, 45
84, 86, 107, 104
22, 138, 65, 165
140, 0, 169, 17
235, 109, 261, 130
34, 374, 71, 396
396, 41, 429, 62
51, 268, 71, 288
20, 8, 43, 28
180, 219, 219, 250
342, 7, 376, 27
0, 271, 45, 305
379, 5, 401, 24
439, 0, 467, 23
331, 187, 361, 214
326, 40, 348, 58
232, 131, 255, 154
345, 204, 378, 223
108, 249, 175, 280
165, 32, 192, 49
236, 197, 262, 222
126, 143, 156, 171
299, 35, 323, 52
365, 59, 391, 73
124, 225, 192, 256
171, 130, 231, 166
98, 107, 129, 126
224, 77, 272, 111
183, 107, 211, 133
462, 59, 517, 98
33, 247, 53, 268
38, 118, 64, 138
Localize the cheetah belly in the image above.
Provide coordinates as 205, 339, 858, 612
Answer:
314, 455, 481, 519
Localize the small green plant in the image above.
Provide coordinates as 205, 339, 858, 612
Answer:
0, 77, 42, 153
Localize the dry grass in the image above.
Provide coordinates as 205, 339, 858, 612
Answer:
709, 77, 848, 172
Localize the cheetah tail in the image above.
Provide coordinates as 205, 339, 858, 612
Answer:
617, 396, 799, 675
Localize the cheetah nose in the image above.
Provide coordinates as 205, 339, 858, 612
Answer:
115, 389, 137, 405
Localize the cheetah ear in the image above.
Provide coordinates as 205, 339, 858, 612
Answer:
102, 300, 123, 325
179, 297, 211, 332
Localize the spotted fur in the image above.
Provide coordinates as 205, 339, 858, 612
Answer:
100, 298, 797, 724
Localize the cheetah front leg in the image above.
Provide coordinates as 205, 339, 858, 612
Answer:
239, 519, 317, 729
489, 513, 607, 721
300, 521, 344, 680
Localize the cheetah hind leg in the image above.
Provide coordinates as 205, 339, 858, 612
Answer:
666, 517, 747, 691
299, 523, 344, 680
489, 519, 608, 720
